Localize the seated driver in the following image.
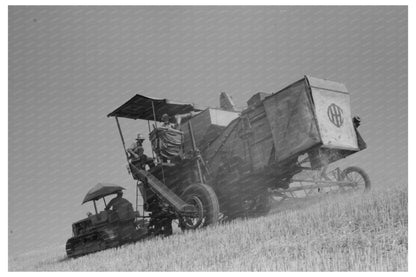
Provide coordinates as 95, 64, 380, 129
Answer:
127, 133, 154, 169
105, 191, 134, 220
127, 133, 145, 161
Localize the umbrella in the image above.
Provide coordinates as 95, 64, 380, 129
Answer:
82, 183, 125, 204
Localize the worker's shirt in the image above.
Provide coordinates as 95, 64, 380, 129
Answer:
105, 197, 132, 212
161, 122, 174, 129
127, 142, 144, 160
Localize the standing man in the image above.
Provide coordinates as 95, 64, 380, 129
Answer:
161, 114, 174, 129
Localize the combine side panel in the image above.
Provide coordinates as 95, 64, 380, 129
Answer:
181, 108, 240, 154
203, 118, 245, 173
263, 79, 321, 163
244, 103, 275, 170
306, 76, 359, 151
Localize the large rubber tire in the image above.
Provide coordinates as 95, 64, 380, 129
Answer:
179, 183, 220, 230
341, 166, 371, 192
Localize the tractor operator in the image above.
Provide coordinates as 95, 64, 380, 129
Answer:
105, 191, 132, 213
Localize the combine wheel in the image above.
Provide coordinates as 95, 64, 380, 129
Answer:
179, 183, 219, 230
341, 166, 371, 193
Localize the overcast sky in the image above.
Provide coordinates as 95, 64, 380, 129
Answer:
9, 6, 407, 256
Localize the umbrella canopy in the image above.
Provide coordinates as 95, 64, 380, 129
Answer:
82, 183, 125, 204
107, 94, 202, 121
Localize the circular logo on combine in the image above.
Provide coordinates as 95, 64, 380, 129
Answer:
327, 103, 344, 127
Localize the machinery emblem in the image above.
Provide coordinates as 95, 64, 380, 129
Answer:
327, 103, 344, 127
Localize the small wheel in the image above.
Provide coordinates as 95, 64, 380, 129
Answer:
341, 166, 371, 193
179, 183, 219, 230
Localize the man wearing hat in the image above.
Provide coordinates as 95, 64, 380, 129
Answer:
105, 190, 135, 222
127, 133, 149, 169
161, 113, 175, 129
105, 191, 131, 212
127, 133, 145, 160
127, 134, 155, 170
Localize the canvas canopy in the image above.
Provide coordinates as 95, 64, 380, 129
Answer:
107, 94, 202, 121
82, 183, 125, 204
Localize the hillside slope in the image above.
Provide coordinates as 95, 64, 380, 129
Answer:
9, 185, 408, 271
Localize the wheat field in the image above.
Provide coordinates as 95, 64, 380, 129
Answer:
9, 185, 408, 271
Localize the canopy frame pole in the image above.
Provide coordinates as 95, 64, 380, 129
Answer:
188, 120, 204, 184
115, 117, 130, 164
136, 181, 139, 212
103, 197, 107, 207
93, 200, 98, 215
151, 100, 160, 164
151, 101, 158, 128
147, 120, 155, 160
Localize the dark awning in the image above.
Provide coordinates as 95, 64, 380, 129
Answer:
107, 94, 202, 121
82, 183, 125, 204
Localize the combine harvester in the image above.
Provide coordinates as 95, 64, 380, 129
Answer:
66, 76, 370, 258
